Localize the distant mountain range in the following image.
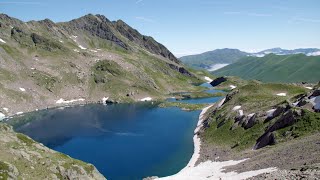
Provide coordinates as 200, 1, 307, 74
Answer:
180, 48, 320, 70
179, 48, 249, 70
251, 47, 320, 57
213, 53, 320, 83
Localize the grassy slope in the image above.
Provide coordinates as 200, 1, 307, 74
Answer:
213, 54, 320, 83
202, 81, 319, 151
0, 123, 104, 179
180, 49, 248, 69
0, 14, 206, 116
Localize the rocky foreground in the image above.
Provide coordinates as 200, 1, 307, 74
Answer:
0, 123, 105, 179
197, 77, 320, 179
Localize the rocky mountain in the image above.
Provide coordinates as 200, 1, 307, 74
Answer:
0, 13, 204, 117
213, 54, 320, 83
180, 48, 248, 70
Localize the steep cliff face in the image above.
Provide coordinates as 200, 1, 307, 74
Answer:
0, 13, 202, 116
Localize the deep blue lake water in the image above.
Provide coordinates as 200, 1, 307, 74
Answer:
9, 83, 222, 180
10, 104, 200, 180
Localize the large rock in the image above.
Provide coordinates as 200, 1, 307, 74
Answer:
210, 76, 227, 87
243, 113, 257, 129
254, 132, 276, 150
166, 63, 194, 77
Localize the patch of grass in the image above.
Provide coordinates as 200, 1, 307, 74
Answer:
29, 70, 58, 92
276, 109, 320, 142
203, 82, 310, 151
0, 161, 10, 179
159, 102, 209, 111
16, 133, 34, 146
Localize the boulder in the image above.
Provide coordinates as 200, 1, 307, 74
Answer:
243, 113, 257, 129
310, 89, 320, 97
254, 132, 276, 150
210, 77, 227, 87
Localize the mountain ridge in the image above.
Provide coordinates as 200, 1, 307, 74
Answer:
0, 13, 204, 117
180, 47, 320, 70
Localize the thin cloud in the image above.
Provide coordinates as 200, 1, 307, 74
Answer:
289, 17, 320, 24
136, 0, 143, 4
135, 16, 155, 23
224, 11, 272, 17
248, 13, 272, 17
223, 11, 241, 15
0, 1, 42, 5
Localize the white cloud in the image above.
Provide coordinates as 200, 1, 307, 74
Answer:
136, 0, 143, 4
135, 16, 155, 23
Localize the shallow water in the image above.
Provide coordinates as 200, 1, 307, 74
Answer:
167, 83, 224, 104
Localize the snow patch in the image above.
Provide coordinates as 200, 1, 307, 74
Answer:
232, 106, 241, 111
90, 49, 98, 53
0, 38, 6, 43
102, 97, 109, 104
157, 159, 277, 180
276, 93, 287, 96
207, 64, 229, 71
307, 51, 320, 56
217, 98, 226, 108
310, 96, 320, 110
73, 49, 80, 52
305, 86, 313, 90
19, 87, 26, 92
230, 85, 237, 90
2, 108, 9, 112
248, 113, 255, 118
0, 113, 5, 121
204, 76, 213, 83
78, 45, 87, 50
59, 40, 64, 43
16, 112, 23, 115
238, 110, 244, 116
266, 109, 276, 118
56, 98, 85, 104
140, 97, 152, 102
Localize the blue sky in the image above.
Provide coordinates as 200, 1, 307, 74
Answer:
0, 0, 320, 56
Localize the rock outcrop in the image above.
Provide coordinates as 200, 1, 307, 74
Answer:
210, 76, 227, 87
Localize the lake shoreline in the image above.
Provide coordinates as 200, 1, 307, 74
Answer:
156, 101, 278, 180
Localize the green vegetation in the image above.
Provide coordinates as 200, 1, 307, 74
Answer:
16, 133, 34, 146
180, 48, 248, 69
203, 81, 311, 151
0, 123, 104, 179
159, 102, 209, 111
213, 54, 320, 83
0, 161, 10, 179
276, 109, 320, 142
29, 70, 58, 92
